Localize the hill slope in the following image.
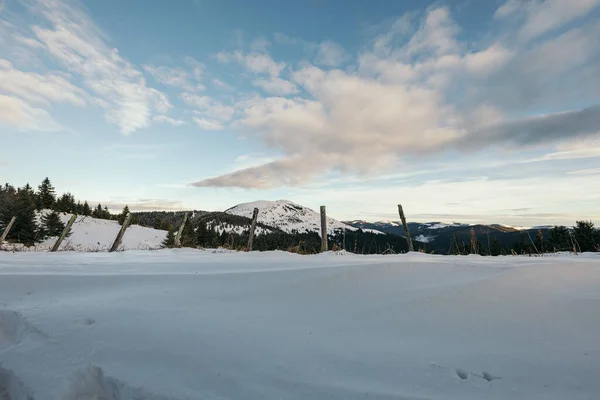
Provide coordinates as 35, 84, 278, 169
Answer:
225, 200, 382, 235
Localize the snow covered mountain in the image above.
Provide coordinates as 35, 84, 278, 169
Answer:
225, 200, 382, 235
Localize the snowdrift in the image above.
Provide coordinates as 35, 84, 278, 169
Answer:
0, 251, 599, 399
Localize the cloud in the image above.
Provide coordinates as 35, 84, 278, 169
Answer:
0, 93, 63, 131
181, 93, 235, 128
216, 50, 285, 76
153, 115, 186, 126
314, 41, 349, 67
212, 78, 234, 90
460, 106, 600, 149
143, 65, 197, 91
495, 0, 600, 42
252, 77, 298, 95
568, 168, 600, 175
192, 117, 225, 131
100, 198, 185, 212
0, 58, 87, 107
20, 0, 170, 134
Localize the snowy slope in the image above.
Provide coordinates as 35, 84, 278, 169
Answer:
2, 213, 166, 251
0, 251, 599, 399
226, 200, 382, 235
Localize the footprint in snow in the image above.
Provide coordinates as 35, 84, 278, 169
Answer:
456, 369, 468, 380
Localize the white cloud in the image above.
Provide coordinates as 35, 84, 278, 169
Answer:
193, 117, 225, 131
216, 50, 285, 76
0, 58, 87, 107
23, 0, 170, 134
153, 115, 186, 126
0, 93, 63, 131
143, 65, 195, 90
252, 77, 298, 95
567, 168, 600, 175
314, 41, 349, 67
181, 93, 235, 123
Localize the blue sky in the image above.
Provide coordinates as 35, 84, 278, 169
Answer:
1, 0, 599, 226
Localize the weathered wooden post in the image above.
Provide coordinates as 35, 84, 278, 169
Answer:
174, 212, 188, 248
109, 213, 132, 252
247, 207, 259, 251
320, 205, 328, 252
397, 204, 414, 252
0, 216, 16, 242
51, 214, 77, 252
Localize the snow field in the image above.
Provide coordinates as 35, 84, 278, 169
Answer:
0, 251, 599, 399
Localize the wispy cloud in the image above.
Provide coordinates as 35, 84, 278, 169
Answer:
153, 115, 186, 126
10, 0, 172, 135
216, 50, 285, 76
567, 168, 600, 175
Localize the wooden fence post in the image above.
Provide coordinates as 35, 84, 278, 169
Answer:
247, 207, 259, 251
51, 214, 77, 252
398, 204, 414, 252
320, 205, 328, 252
174, 212, 188, 248
109, 213, 132, 253
0, 216, 16, 242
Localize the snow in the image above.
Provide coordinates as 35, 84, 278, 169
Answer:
226, 200, 384, 235
211, 222, 273, 236
1, 214, 166, 252
1, 251, 599, 399
425, 222, 467, 229
415, 234, 435, 243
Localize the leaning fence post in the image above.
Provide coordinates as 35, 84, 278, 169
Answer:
398, 204, 414, 252
247, 207, 259, 251
51, 214, 77, 252
320, 205, 328, 252
174, 212, 188, 247
0, 216, 16, 242
110, 213, 132, 252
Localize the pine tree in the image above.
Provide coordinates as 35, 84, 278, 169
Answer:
37, 178, 56, 210
9, 187, 39, 245
179, 220, 197, 248
549, 226, 570, 251
574, 220, 597, 252
490, 236, 502, 256
118, 205, 130, 225
162, 228, 176, 248
40, 211, 67, 238
82, 201, 91, 216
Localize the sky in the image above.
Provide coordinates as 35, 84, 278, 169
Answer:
1, 0, 600, 226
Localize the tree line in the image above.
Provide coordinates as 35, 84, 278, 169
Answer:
0, 178, 133, 246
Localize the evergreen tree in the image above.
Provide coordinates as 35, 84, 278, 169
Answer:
179, 219, 197, 248
162, 228, 176, 248
40, 211, 67, 238
9, 187, 39, 245
573, 220, 598, 252
549, 226, 570, 251
37, 178, 56, 210
82, 201, 91, 216
490, 236, 502, 256
56, 193, 76, 213
118, 205, 130, 225
103, 206, 111, 219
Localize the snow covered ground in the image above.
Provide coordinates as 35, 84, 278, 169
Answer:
1, 214, 166, 252
1, 251, 599, 399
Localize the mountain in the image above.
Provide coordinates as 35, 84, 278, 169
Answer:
225, 200, 383, 235
344, 220, 552, 254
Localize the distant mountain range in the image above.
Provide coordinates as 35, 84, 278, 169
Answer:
343, 220, 553, 254
133, 200, 557, 254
